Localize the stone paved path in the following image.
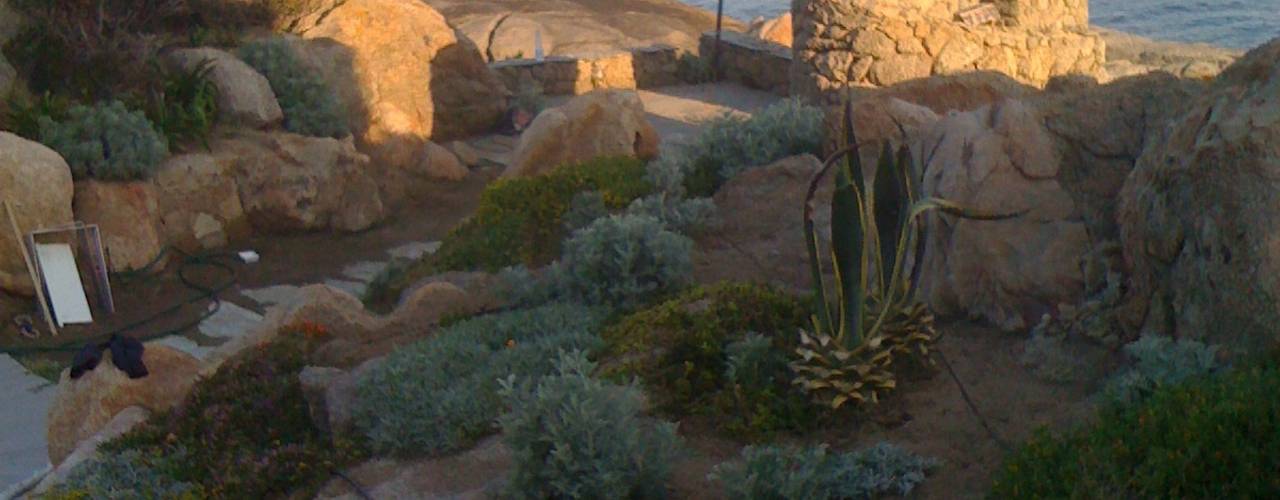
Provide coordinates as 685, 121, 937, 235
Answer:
0, 355, 54, 497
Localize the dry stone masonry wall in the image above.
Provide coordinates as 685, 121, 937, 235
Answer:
700, 31, 792, 95
490, 46, 681, 96
792, 0, 1105, 102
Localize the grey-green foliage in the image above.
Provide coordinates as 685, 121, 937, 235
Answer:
725, 333, 787, 390
353, 303, 606, 457
625, 193, 717, 235
560, 213, 693, 309
675, 97, 824, 196
237, 37, 349, 138
498, 350, 682, 500
710, 443, 939, 500
563, 190, 610, 233
45, 448, 202, 499
1103, 334, 1223, 405
37, 100, 168, 181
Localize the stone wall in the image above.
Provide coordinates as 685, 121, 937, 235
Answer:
791, 0, 1105, 102
700, 31, 792, 95
490, 46, 681, 96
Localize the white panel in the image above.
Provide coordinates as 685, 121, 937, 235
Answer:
34, 244, 93, 326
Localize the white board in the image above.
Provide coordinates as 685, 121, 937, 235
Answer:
34, 243, 93, 326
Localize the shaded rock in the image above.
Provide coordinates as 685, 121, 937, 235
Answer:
316, 435, 511, 499
165, 47, 283, 128
213, 130, 385, 233
505, 89, 659, 178
822, 95, 940, 165
293, 0, 506, 186
153, 154, 250, 251
867, 71, 1037, 115
449, 141, 483, 167
1117, 38, 1280, 351
747, 13, 792, 47
430, 0, 740, 61
384, 282, 481, 331
32, 407, 150, 495
0, 0, 22, 46
423, 141, 468, 181
0, 53, 14, 99
72, 181, 166, 273
0, 132, 75, 295
46, 346, 200, 466
916, 99, 1088, 331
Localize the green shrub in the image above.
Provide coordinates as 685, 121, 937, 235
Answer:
134, 58, 219, 149
2, 91, 74, 140
558, 213, 693, 310
1102, 334, 1223, 405
42, 448, 204, 500
38, 100, 168, 181
678, 98, 824, 196
624, 193, 718, 235
237, 37, 349, 138
710, 443, 939, 499
498, 351, 682, 499
102, 332, 363, 499
563, 190, 610, 232
353, 303, 607, 457
990, 364, 1280, 498
364, 156, 652, 309
601, 282, 815, 437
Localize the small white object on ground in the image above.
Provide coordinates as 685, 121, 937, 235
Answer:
238, 250, 260, 264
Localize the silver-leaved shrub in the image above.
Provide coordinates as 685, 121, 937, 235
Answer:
1103, 334, 1223, 405
37, 100, 168, 181
498, 350, 682, 499
710, 443, 939, 500
237, 37, 349, 138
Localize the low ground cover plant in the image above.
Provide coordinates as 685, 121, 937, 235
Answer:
237, 37, 349, 138
711, 443, 939, 499
498, 351, 682, 499
352, 303, 607, 457
1101, 334, 1223, 405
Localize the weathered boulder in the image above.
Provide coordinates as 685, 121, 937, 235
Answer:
46, 346, 200, 466
292, 0, 506, 183
1117, 38, 1280, 350
165, 47, 283, 128
505, 89, 659, 178
428, 0, 740, 61
299, 357, 384, 442
153, 154, 250, 251
0, 52, 15, 99
868, 71, 1037, 115
748, 13, 792, 47
423, 141, 469, 181
448, 140, 483, 168
916, 99, 1089, 331
32, 407, 151, 495
822, 95, 940, 166
0, 132, 75, 295
1097, 27, 1241, 82
72, 181, 166, 273
213, 131, 385, 233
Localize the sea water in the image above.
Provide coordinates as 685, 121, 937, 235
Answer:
679, 0, 1280, 49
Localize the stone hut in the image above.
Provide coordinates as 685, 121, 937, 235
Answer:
792, 0, 1105, 102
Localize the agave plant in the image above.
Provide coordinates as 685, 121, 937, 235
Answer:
791, 96, 1020, 409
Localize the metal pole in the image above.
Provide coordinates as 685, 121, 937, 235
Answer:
712, 0, 724, 80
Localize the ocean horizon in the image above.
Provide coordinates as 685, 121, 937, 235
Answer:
678, 0, 1280, 50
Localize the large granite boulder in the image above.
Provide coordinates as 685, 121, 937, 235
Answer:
1117, 38, 1280, 351
46, 346, 200, 466
73, 181, 166, 273
0, 132, 74, 295
291, 0, 506, 186
747, 13, 792, 47
165, 47, 283, 128
505, 89, 659, 178
153, 154, 250, 251
426, 0, 741, 61
213, 131, 385, 233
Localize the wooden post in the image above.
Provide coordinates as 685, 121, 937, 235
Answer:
4, 200, 58, 337
712, 0, 725, 80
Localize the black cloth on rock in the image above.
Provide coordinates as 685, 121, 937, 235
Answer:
69, 334, 149, 380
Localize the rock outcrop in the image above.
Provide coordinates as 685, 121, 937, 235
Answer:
33, 407, 151, 495
425, 0, 742, 61
73, 181, 166, 273
505, 90, 659, 178
213, 131, 385, 233
1097, 28, 1242, 82
165, 47, 283, 128
0, 132, 75, 295
748, 13, 792, 47
792, 0, 1105, 101
153, 154, 250, 251
1117, 38, 1280, 351
46, 346, 201, 466
293, 0, 506, 185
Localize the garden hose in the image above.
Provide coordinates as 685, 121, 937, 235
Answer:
932, 330, 1012, 452
0, 246, 240, 357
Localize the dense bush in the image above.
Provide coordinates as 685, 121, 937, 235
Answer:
991, 363, 1280, 498
38, 101, 168, 181
134, 58, 219, 149
498, 351, 682, 499
624, 193, 718, 235
558, 213, 694, 310
675, 98, 824, 196
364, 157, 652, 310
42, 448, 204, 500
600, 282, 815, 437
237, 37, 349, 138
2, 91, 74, 140
1102, 334, 1223, 405
353, 303, 607, 457
711, 443, 939, 499
101, 330, 363, 499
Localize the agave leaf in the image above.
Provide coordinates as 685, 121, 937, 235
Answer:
873, 141, 907, 296
832, 394, 849, 409
912, 197, 1026, 221
831, 156, 865, 348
